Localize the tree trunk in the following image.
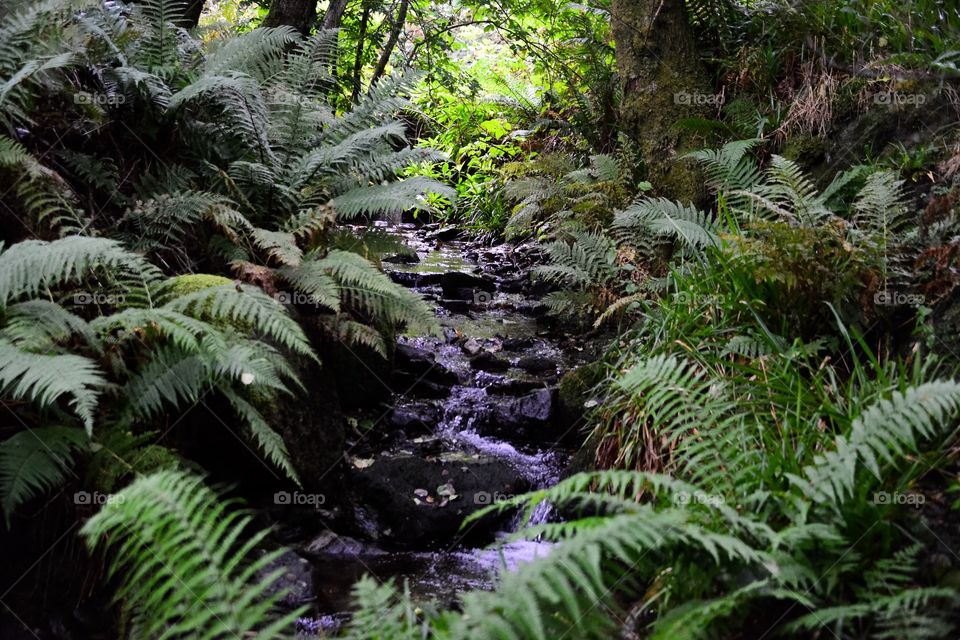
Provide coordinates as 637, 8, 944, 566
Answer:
322, 0, 350, 30
263, 0, 318, 36
182, 0, 205, 28
610, 0, 711, 204
350, 2, 371, 102
369, 0, 410, 88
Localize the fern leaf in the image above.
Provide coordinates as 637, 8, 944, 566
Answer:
0, 426, 87, 525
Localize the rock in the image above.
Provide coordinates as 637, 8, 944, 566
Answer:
387, 270, 443, 288
485, 378, 543, 396
256, 550, 314, 609
425, 225, 461, 241
461, 337, 483, 356
557, 362, 606, 436
304, 531, 385, 557
438, 271, 495, 298
502, 337, 534, 351
350, 452, 528, 545
470, 351, 510, 372
394, 343, 459, 391
516, 355, 558, 374
382, 252, 420, 264
439, 298, 470, 313
500, 277, 528, 293
323, 337, 392, 409
388, 402, 441, 434
504, 388, 554, 423
516, 301, 548, 317
468, 388, 557, 441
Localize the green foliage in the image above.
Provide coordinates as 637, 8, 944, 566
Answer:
0, 426, 88, 525
80, 470, 306, 639
502, 152, 631, 239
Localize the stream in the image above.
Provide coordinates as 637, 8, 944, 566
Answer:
276, 223, 590, 635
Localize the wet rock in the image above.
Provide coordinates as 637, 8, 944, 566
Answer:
394, 343, 459, 391
473, 388, 557, 440
485, 378, 543, 396
470, 351, 510, 372
439, 271, 495, 298
516, 355, 558, 374
382, 252, 420, 264
439, 298, 470, 313
426, 225, 461, 241
502, 337, 534, 351
442, 326, 459, 343
516, 301, 549, 317
351, 453, 528, 545
256, 550, 314, 609
387, 270, 443, 288
389, 402, 441, 434
304, 531, 385, 557
461, 337, 483, 356
500, 277, 528, 293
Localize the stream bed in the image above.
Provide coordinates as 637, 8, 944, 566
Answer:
278, 223, 591, 634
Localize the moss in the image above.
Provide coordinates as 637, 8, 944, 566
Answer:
165, 274, 247, 330
782, 134, 829, 164
558, 360, 605, 422
165, 273, 233, 296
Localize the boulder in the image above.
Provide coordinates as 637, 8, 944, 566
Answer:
255, 550, 314, 610
425, 225, 461, 241
469, 351, 510, 372
350, 452, 528, 545
388, 401, 441, 434
438, 271, 495, 298
393, 343, 459, 394
516, 355, 559, 374
467, 388, 557, 441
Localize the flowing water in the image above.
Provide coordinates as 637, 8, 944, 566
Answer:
293, 223, 583, 634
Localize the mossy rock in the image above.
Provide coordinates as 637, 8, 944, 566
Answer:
164, 274, 246, 329
165, 273, 234, 296
782, 134, 829, 165
557, 360, 606, 430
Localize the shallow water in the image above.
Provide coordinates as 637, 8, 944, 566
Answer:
297, 224, 572, 633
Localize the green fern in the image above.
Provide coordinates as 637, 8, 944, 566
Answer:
790, 381, 960, 507
0, 340, 106, 432
0, 426, 88, 525
80, 470, 306, 639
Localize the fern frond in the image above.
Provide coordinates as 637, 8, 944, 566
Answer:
0, 426, 88, 525
161, 284, 315, 358
0, 340, 105, 431
0, 236, 152, 304
790, 382, 960, 506
330, 177, 454, 220
80, 470, 307, 638
221, 388, 299, 484
614, 197, 718, 252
